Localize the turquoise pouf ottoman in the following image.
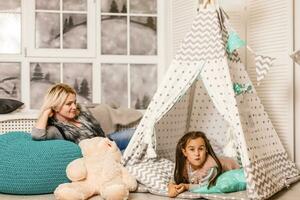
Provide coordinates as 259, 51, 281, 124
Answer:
0, 132, 82, 194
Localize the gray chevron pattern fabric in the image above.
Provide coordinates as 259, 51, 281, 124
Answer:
175, 9, 225, 62
126, 158, 174, 193
127, 159, 249, 199
244, 152, 299, 199
255, 55, 275, 84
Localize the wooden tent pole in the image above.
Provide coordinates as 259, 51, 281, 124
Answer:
202, 0, 216, 8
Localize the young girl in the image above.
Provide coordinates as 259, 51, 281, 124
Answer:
168, 131, 240, 197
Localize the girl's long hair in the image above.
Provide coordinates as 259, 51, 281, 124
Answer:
174, 131, 222, 188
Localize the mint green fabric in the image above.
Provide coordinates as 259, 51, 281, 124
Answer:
226, 31, 246, 54
0, 132, 82, 194
190, 168, 246, 194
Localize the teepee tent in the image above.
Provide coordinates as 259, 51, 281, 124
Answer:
122, 4, 300, 200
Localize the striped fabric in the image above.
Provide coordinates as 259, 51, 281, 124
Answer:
255, 55, 275, 85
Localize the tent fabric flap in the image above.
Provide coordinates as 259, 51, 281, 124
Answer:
123, 60, 205, 165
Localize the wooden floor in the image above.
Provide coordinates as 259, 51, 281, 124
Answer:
0, 181, 299, 200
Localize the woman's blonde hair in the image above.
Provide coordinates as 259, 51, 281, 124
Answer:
40, 83, 77, 116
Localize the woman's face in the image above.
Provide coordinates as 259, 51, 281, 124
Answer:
182, 137, 207, 170
55, 93, 77, 121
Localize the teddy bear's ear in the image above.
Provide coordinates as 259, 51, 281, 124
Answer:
80, 137, 105, 156
78, 138, 90, 149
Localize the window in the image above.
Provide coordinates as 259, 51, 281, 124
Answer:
0, 0, 165, 110
29, 62, 93, 109
0, 62, 21, 100
101, 0, 157, 55
27, 0, 95, 57
0, 0, 21, 54
0, 1, 21, 101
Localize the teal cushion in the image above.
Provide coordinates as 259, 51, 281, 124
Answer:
190, 168, 246, 194
0, 132, 82, 194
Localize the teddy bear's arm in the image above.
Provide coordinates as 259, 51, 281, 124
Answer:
66, 158, 87, 181
121, 166, 137, 192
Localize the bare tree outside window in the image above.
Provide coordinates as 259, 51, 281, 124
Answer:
0, 63, 21, 100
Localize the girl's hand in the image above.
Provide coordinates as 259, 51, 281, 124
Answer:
168, 183, 179, 197
176, 183, 189, 193
168, 183, 189, 197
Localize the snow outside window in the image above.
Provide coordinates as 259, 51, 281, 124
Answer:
0, 0, 164, 110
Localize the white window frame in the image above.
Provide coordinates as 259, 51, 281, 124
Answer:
26, 0, 96, 58
0, 0, 167, 111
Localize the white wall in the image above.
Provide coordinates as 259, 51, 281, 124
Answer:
295, 0, 300, 168
166, 0, 198, 65
246, 0, 294, 160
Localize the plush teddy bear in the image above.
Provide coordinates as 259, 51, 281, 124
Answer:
54, 137, 137, 200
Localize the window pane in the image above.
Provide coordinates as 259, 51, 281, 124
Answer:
130, 64, 156, 109
101, 16, 127, 55
0, 13, 20, 54
130, 0, 156, 14
0, 62, 21, 100
63, 63, 92, 105
130, 16, 156, 55
101, 64, 128, 108
36, 13, 60, 48
101, 0, 127, 13
63, 14, 87, 49
0, 0, 21, 12
36, 0, 60, 10
30, 62, 60, 109
63, 0, 87, 11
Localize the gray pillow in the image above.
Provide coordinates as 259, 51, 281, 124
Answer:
0, 99, 24, 114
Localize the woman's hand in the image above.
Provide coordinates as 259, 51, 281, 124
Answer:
43, 108, 54, 117
35, 108, 54, 130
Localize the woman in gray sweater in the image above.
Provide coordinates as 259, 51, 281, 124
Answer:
32, 83, 105, 144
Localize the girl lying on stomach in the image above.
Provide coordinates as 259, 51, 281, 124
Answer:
168, 131, 240, 197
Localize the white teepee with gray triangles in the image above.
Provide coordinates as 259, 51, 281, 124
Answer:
122, 5, 300, 200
